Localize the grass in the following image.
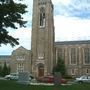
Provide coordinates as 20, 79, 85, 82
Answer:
0, 80, 90, 90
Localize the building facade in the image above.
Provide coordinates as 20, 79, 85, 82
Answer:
0, 46, 32, 74
0, 0, 90, 78
0, 41, 90, 77
10, 46, 32, 74
55, 41, 90, 77
31, 0, 55, 77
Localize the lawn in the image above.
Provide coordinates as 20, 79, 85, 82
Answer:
0, 80, 90, 90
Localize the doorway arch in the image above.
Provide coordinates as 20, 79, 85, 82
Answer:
38, 63, 44, 77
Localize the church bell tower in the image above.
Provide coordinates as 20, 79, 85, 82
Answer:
31, 0, 55, 77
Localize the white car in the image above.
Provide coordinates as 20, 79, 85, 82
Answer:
4, 73, 18, 80
75, 75, 90, 83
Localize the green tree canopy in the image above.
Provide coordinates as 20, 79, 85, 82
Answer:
1, 62, 10, 77
53, 57, 66, 76
0, 0, 27, 46
0, 65, 2, 76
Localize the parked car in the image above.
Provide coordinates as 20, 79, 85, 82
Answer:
75, 75, 90, 84
38, 75, 67, 84
4, 73, 18, 80
40, 75, 54, 83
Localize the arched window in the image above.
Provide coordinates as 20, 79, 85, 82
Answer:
40, 7, 45, 27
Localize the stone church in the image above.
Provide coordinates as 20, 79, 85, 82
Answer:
0, 0, 90, 78
31, 0, 55, 77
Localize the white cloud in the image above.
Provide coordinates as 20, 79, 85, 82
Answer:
9, 28, 31, 49
52, 0, 61, 4
0, 45, 13, 55
55, 15, 90, 41
0, 0, 90, 55
52, 0, 71, 5
0, 28, 31, 55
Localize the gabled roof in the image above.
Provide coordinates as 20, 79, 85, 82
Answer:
12, 46, 31, 55
13, 46, 28, 52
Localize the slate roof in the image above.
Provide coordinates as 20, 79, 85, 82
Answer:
55, 40, 90, 45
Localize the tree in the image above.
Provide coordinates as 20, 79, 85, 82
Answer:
53, 57, 66, 76
0, 0, 27, 46
7, 65, 11, 74
1, 62, 10, 77
0, 65, 2, 76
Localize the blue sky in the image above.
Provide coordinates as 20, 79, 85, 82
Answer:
0, 0, 90, 55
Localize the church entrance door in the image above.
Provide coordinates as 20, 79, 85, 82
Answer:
38, 64, 44, 77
